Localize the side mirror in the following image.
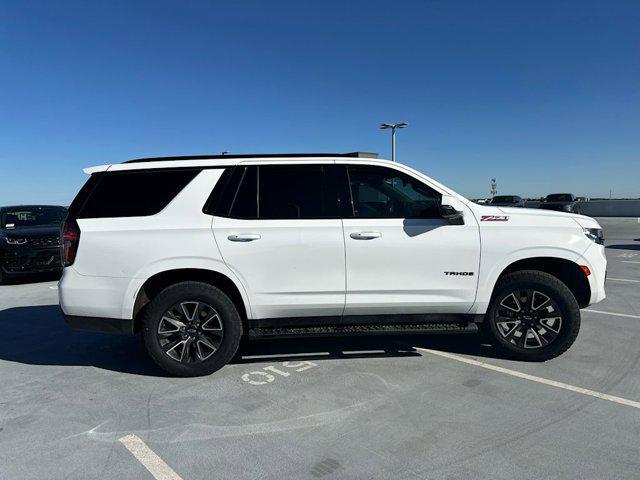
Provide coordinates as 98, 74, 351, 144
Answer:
440, 195, 465, 225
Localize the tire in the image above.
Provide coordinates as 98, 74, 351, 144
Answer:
142, 281, 243, 377
480, 270, 580, 361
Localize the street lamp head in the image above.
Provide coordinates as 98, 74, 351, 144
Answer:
397, 123, 408, 128
380, 123, 391, 129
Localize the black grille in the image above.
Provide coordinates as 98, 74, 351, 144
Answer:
29, 235, 60, 247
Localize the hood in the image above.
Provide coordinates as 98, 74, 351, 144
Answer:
495, 206, 599, 226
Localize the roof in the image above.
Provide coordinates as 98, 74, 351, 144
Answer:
83, 152, 383, 174
123, 152, 379, 164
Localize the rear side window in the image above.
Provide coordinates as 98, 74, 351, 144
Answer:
258, 165, 336, 219
216, 164, 340, 219
73, 169, 200, 218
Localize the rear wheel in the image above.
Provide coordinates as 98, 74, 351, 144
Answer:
481, 270, 580, 361
142, 281, 242, 376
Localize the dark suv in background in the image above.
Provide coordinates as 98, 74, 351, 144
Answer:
489, 195, 525, 207
0, 205, 67, 283
539, 193, 579, 213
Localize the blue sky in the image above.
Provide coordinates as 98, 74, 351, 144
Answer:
1, 0, 638, 203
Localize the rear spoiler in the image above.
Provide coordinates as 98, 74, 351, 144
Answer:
83, 164, 111, 174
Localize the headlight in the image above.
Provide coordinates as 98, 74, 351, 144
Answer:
4, 237, 28, 245
583, 227, 604, 245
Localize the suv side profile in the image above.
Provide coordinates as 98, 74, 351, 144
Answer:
59, 153, 606, 376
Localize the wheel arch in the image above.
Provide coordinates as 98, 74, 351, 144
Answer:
493, 257, 591, 308
131, 268, 250, 333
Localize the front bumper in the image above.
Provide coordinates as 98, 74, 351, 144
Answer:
579, 243, 607, 306
2, 246, 61, 274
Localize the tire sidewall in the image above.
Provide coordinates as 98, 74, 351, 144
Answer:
142, 282, 242, 376
485, 272, 580, 361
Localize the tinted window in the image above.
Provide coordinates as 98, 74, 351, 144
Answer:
546, 194, 574, 202
347, 165, 441, 218
76, 169, 200, 218
68, 173, 103, 217
492, 196, 515, 203
222, 165, 339, 219
259, 165, 336, 219
1, 206, 67, 229
229, 166, 258, 219
202, 168, 234, 216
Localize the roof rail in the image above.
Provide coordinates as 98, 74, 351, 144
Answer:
123, 152, 379, 164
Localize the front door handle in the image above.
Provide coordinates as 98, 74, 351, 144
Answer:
350, 231, 382, 240
228, 233, 261, 242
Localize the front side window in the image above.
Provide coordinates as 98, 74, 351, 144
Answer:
347, 165, 441, 218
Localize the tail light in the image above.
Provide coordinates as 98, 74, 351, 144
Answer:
61, 216, 80, 266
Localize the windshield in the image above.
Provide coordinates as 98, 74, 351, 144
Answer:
546, 194, 573, 202
492, 196, 515, 203
1, 207, 67, 229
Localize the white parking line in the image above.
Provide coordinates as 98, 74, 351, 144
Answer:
411, 347, 640, 410
607, 277, 640, 283
584, 309, 640, 319
119, 434, 183, 480
621, 261, 640, 264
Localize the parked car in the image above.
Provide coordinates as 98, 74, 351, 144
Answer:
1, 205, 67, 283
59, 153, 606, 376
489, 195, 525, 207
540, 193, 579, 213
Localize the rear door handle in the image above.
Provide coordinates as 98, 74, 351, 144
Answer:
350, 231, 382, 240
228, 234, 261, 242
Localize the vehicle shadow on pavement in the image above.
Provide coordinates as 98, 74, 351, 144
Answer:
0, 305, 509, 375
0, 304, 162, 376
606, 244, 640, 251
233, 332, 508, 364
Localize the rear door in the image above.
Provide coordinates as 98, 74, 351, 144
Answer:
212, 162, 346, 320
339, 162, 481, 315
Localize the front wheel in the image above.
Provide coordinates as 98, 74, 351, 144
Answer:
481, 270, 580, 361
142, 281, 243, 377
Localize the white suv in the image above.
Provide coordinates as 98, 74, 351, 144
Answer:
59, 153, 606, 376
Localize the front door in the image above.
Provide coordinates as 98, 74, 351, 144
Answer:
213, 163, 345, 319
339, 163, 480, 315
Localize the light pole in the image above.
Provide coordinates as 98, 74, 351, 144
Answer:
380, 122, 407, 162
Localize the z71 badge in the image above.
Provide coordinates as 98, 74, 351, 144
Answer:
481, 215, 509, 221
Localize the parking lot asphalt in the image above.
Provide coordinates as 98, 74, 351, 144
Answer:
0, 217, 639, 480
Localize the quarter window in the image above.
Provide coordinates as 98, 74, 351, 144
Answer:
347, 165, 441, 218
74, 169, 201, 218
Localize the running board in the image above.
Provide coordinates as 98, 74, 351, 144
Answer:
248, 322, 477, 339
